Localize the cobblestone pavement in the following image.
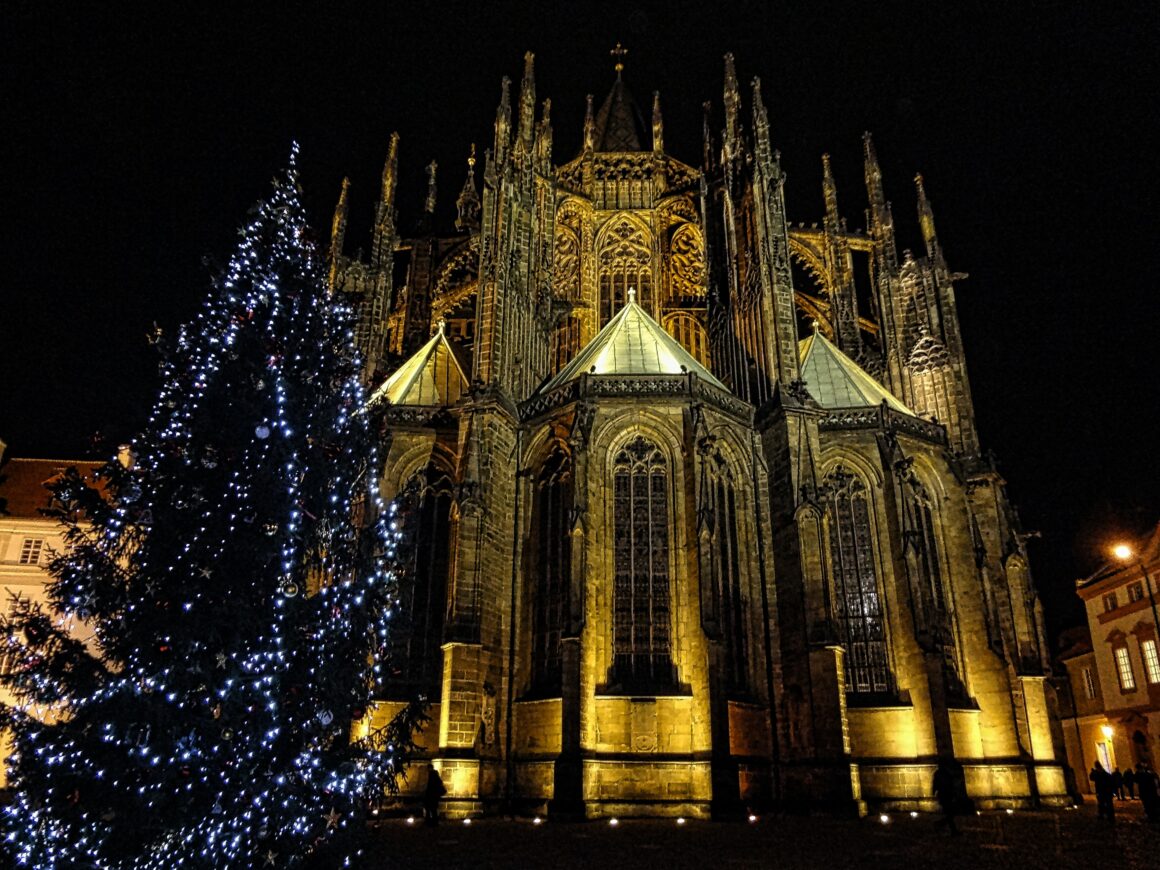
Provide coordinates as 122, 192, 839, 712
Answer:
361, 800, 1158, 869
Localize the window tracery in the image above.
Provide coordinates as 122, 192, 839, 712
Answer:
599, 218, 653, 324
824, 466, 891, 694
668, 224, 706, 302
610, 435, 675, 690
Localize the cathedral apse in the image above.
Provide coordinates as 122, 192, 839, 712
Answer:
332, 47, 1068, 818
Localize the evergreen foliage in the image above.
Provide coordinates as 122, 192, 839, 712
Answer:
0, 147, 422, 868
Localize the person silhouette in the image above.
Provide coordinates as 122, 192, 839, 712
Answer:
1090, 762, 1115, 824
422, 762, 447, 826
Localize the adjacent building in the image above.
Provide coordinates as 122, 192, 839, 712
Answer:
1059, 525, 1160, 789
0, 444, 102, 788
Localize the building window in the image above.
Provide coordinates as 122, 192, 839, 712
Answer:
826, 469, 890, 694
1128, 582, 1145, 603
529, 449, 572, 694
710, 466, 747, 693
1104, 592, 1119, 613
599, 218, 653, 325
1141, 639, 1160, 685
913, 499, 965, 696
387, 466, 453, 700
1082, 666, 1097, 700
1114, 646, 1136, 692
609, 436, 675, 690
19, 538, 45, 565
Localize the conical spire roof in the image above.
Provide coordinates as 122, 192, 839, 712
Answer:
369, 324, 469, 407
592, 74, 647, 152
798, 329, 913, 413
542, 290, 725, 392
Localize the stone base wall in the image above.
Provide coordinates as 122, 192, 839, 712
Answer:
582, 759, 712, 816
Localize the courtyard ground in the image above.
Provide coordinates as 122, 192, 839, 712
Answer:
361, 798, 1158, 869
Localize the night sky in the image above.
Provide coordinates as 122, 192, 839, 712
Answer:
3, 2, 1156, 638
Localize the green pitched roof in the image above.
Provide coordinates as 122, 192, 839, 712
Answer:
798, 330, 913, 413
542, 290, 725, 392
370, 324, 468, 407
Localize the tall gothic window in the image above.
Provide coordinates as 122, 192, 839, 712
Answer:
914, 495, 965, 695
387, 466, 453, 700
530, 448, 572, 694
599, 218, 653, 325
609, 436, 675, 690
711, 467, 748, 692
826, 468, 891, 694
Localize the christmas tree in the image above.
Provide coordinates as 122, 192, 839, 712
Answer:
0, 147, 422, 868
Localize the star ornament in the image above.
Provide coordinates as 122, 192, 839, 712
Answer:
216, 652, 228, 669
264, 849, 277, 866
324, 807, 341, 829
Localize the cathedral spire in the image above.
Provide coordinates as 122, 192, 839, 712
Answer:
701, 100, 715, 173
722, 53, 741, 156
915, 173, 940, 261
328, 176, 349, 290
455, 144, 480, 232
494, 76, 512, 164
652, 91, 664, 154
750, 76, 773, 164
535, 98, 553, 171
517, 51, 536, 149
372, 132, 399, 269
863, 131, 887, 223
583, 94, 595, 152
822, 153, 839, 230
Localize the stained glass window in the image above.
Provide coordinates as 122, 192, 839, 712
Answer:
826, 471, 890, 693
610, 436, 675, 689
530, 449, 572, 693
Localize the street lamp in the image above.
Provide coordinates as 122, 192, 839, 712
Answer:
1100, 724, 1114, 740
1111, 543, 1160, 640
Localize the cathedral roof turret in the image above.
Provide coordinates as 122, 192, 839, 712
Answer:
368, 322, 469, 407
798, 328, 913, 413
591, 43, 648, 152
541, 289, 726, 392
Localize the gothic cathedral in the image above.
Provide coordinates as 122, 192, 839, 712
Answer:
330, 51, 1068, 817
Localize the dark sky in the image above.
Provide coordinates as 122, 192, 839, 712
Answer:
3, 1, 1156, 638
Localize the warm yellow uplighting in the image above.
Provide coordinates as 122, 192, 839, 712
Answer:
1113, 544, 1134, 562
1101, 724, 1114, 739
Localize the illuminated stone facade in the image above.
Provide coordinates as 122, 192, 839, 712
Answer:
332, 52, 1068, 816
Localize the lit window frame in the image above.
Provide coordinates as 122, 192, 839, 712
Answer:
1103, 592, 1119, 613
18, 538, 45, 565
1141, 638, 1160, 685
1113, 645, 1136, 692
1082, 666, 1097, 700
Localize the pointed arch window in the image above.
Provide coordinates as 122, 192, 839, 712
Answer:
387, 465, 453, 700
599, 218, 653, 325
530, 448, 572, 694
825, 467, 891, 694
710, 462, 748, 693
609, 436, 676, 690
911, 491, 966, 697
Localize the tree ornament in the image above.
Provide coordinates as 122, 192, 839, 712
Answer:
280, 580, 300, 598
264, 522, 278, 536
255, 423, 271, 439
316, 709, 334, 727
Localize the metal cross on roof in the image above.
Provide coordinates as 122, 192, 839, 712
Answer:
611, 42, 627, 74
